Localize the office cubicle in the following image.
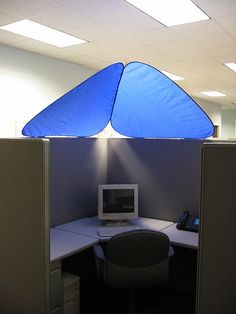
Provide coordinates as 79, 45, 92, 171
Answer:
1, 137, 235, 313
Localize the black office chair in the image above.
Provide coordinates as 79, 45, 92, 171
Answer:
93, 230, 174, 314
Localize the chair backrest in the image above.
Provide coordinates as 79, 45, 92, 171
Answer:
104, 230, 170, 288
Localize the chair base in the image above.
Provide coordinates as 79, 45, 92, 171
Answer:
126, 288, 163, 314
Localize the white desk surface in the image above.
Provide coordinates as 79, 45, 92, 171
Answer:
162, 223, 198, 249
50, 228, 98, 262
55, 216, 174, 240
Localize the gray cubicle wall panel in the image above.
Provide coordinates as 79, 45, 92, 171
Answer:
50, 138, 107, 226
107, 138, 205, 222
196, 143, 236, 314
0, 138, 50, 314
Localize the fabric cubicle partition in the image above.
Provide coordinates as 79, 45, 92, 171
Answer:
107, 138, 205, 222
197, 143, 236, 314
0, 138, 50, 314
50, 138, 107, 226
50, 137, 204, 225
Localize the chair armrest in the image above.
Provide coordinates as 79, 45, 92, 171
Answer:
168, 245, 174, 257
93, 244, 105, 260
93, 245, 106, 280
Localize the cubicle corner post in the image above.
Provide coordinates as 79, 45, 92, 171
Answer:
196, 143, 236, 314
0, 138, 50, 314
43, 138, 51, 314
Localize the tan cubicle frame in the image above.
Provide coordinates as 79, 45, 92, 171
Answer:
0, 138, 50, 314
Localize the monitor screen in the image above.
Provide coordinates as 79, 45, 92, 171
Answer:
98, 184, 138, 221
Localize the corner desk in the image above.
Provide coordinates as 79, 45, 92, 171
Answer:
50, 216, 198, 312
50, 216, 198, 262
50, 228, 99, 262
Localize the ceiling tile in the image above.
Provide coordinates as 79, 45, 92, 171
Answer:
32, 8, 96, 31
0, 9, 22, 26
195, 0, 236, 18
67, 53, 107, 65
131, 28, 183, 45
38, 47, 79, 59
171, 19, 225, 39
93, 35, 145, 52
67, 42, 127, 63
65, 42, 103, 55
65, 0, 140, 23
10, 39, 60, 52
0, 0, 59, 18
151, 39, 198, 57
215, 15, 236, 33
209, 43, 236, 61
103, 12, 164, 35
84, 60, 109, 69
229, 32, 236, 42
51, 0, 80, 5
68, 23, 122, 41
184, 32, 236, 49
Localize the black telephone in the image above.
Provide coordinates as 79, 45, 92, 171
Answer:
176, 210, 199, 232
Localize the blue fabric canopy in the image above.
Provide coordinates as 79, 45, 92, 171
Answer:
111, 62, 214, 138
22, 61, 214, 139
22, 62, 124, 137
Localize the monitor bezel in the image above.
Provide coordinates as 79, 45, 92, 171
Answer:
98, 184, 138, 221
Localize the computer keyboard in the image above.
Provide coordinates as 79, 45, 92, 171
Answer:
98, 226, 140, 237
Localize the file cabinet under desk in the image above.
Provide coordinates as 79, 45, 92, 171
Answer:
62, 271, 80, 314
50, 261, 63, 314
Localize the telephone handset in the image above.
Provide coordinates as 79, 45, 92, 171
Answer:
176, 210, 199, 232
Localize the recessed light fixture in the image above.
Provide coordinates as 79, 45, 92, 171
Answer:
161, 70, 184, 81
200, 91, 226, 97
224, 62, 236, 73
125, 0, 209, 26
0, 19, 87, 47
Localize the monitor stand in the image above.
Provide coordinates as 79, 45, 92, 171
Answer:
104, 220, 130, 227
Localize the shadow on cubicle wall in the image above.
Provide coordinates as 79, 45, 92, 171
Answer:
51, 138, 207, 226
50, 138, 107, 226
107, 138, 205, 222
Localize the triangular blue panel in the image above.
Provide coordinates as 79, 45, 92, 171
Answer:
111, 62, 214, 139
22, 62, 124, 137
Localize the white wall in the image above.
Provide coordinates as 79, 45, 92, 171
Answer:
221, 109, 236, 138
193, 97, 222, 137
0, 44, 96, 137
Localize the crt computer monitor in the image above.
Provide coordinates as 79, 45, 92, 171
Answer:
98, 184, 138, 223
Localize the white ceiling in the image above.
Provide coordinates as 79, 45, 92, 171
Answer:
0, 0, 236, 108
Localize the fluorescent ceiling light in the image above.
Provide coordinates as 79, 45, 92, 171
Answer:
125, 0, 209, 26
161, 70, 184, 81
201, 91, 226, 97
224, 62, 236, 73
0, 19, 87, 47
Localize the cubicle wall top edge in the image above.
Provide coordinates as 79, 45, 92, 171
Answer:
0, 137, 50, 143
201, 141, 236, 149
107, 138, 212, 143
